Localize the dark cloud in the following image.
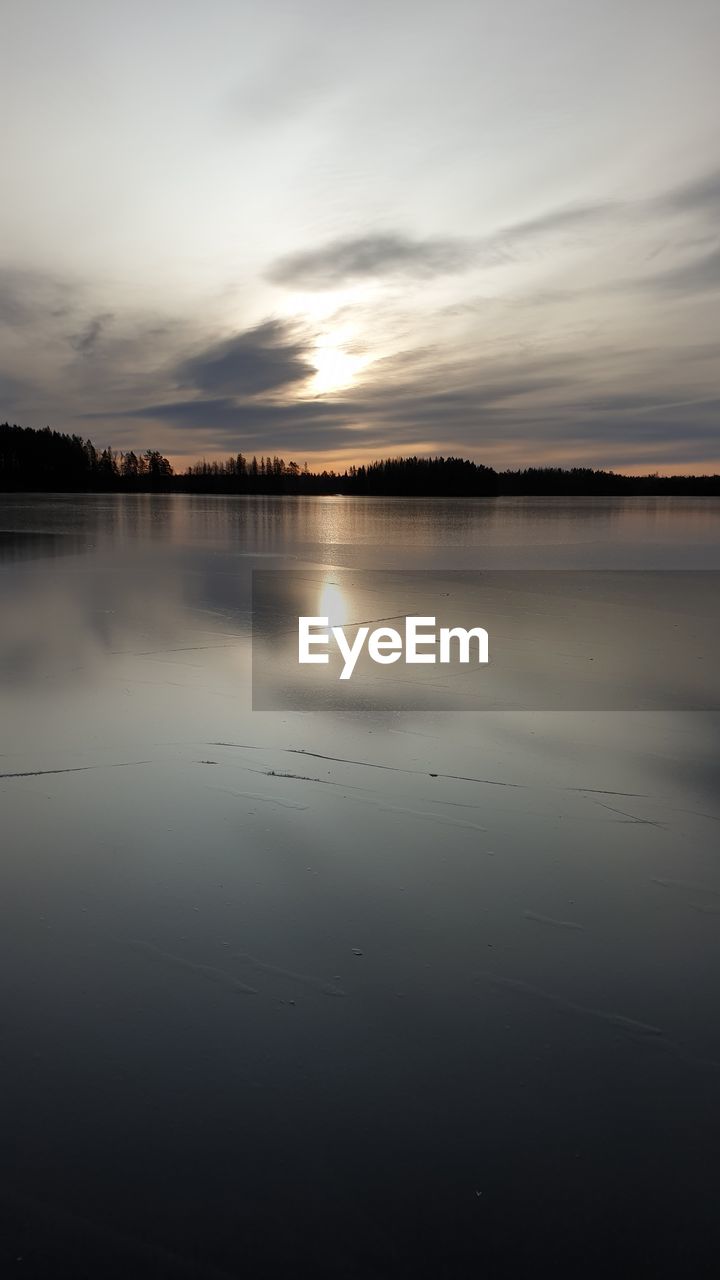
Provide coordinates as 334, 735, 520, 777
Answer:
649, 247, 720, 295
266, 203, 618, 291
91, 381, 720, 468
176, 319, 315, 394
499, 203, 614, 242
70, 312, 114, 354
562, 391, 717, 414
266, 168, 720, 296
84, 356, 583, 455
658, 168, 720, 216
266, 233, 476, 289
91, 336, 719, 469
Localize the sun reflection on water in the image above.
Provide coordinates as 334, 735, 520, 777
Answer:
318, 578, 349, 628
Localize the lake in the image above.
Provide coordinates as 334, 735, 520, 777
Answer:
1, 494, 720, 1277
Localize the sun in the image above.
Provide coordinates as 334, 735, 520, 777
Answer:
309, 331, 366, 395
278, 287, 373, 396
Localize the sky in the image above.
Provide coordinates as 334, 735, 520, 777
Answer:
1, 0, 719, 473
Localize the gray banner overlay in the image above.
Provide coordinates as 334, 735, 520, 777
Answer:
252, 570, 720, 711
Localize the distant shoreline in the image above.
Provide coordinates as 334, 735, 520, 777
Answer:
2, 422, 720, 496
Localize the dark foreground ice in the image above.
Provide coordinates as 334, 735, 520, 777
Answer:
1, 494, 719, 1277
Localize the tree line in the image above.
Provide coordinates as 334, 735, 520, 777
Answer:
0, 424, 173, 491
1, 422, 719, 495
184, 452, 499, 495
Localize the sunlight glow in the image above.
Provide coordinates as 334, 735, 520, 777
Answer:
318, 579, 348, 628
309, 336, 366, 395
279, 287, 374, 396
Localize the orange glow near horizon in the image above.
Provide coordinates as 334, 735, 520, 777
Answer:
166, 447, 720, 478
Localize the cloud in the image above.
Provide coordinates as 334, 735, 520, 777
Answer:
92, 384, 720, 468
0, 272, 32, 326
176, 319, 315, 395
267, 232, 476, 289
497, 202, 614, 244
84, 350, 583, 455
0, 267, 76, 327
658, 168, 720, 216
0, 371, 26, 407
265, 203, 619, 292
86, 328, 720, 472
649, 247, 720, 295
6, 155, 720, 471
70, 312, 114, 354
265, 168, 720, 297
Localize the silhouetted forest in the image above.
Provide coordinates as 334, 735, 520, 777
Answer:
0, 424, 173, 491
184, 452, 499, 495
2, 422, 719, 496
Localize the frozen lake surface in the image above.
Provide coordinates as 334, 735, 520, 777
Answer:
1, 494, 720, 1277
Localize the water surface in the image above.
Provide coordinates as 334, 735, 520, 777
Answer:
2, 495, 720, 1277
